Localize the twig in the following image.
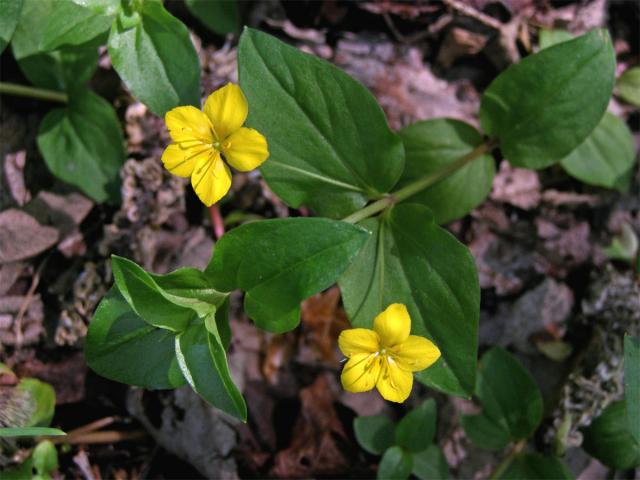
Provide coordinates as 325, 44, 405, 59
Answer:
443, 0, 503, 30
488, 439, 527, 480
62, 430, 147, 445
13, 258, 48, 348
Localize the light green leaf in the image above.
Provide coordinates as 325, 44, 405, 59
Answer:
603, 223, 638, 262
70, 0, 120, 15
238, 27, 405, 219
40, 0, 112, 51
617, 67, 640, 107
206, 217, 369, 333
85, 287, 186, 389
0, 427, 65, 437
339, 204, 479, 396
538, 29, 572, 50
480, 29, 615, 169
354, 415, 396, 455
377, 446, 413, 480
0, 0, 23, 53
395, 399, 437, 453
185, 0, 239, 35
397, 119, 495, 224
18, 378, 56, 428
625, 335, 640, 444
461, 348, 543, 449
412, 445, 450, 480
175, 320, 246, 420
32, 441, 58, 477
500, 453, 572, 479
37, 89, 124, 203
108, 0, 200, 116
560, 112, 635, 191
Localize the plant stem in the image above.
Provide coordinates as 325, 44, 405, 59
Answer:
0, 82, 68, 103
488, 439, 527, 480
342, 139, 496, 224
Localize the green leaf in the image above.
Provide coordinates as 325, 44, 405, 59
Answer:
354, 415, 396, 455
395, 399, 437, 453
500, 453, 573, 479
238, 27, 405, 219
397, 119, 495, 224
40, 0, 112, 51
625, 335, 640, 444
617, 67, 640, 107
603, 223, 638, 263
339, 204, 479, 396
412, 445, 450, 480
18, 378, 56, 428
11, 0, 98, 91
0, 0, 23, 53
538, 29, 572, 50
85, 287, 186, 389
37, 89, 124, 203
185, 0, 239, 35
377, 446, 413, 480
480, 29, 615, 169
583, 400, 640, 469
108, 0, 200, 116
70, 0, 120, 15
175, 320, 246, 420
206, 217, 369, 333
560, 112, 635, 191
112, 255, 228, 332
32, 441, 58, 477
461, 348, 543, 449
0, 427, 65, 437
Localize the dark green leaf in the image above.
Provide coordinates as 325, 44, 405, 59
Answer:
583, 400, 640, 469
185, 0, 239, 35
85, 287, 186, 389
412, 445, 450, 480
397, 119, 495, 224
500, 453, 573, 479
538, 29, 572, 50
40, 0, 112, 51
11, 0, 98, 91
339, 204, 479, 396
37, 89, 124, 203
32, 440, 58, 477
238, 27, 405, 219
461, 348, 543, 448
560, 112, 635, 191
617, 67, 640, 107
460, 413, 511, 451
625, 335, 640, 443
18, 378, 56, 427
0, 427, 65, 437
108, 0, 200, 116
175, 320, 246, 420
480, 29, 615, 169
395, 399, 437, 453
206, 217, 369, 333
0, 0, 23, 53
354, 415, 396, 455
377, 446, 413, 480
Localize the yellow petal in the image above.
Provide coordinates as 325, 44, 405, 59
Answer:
339, 328, 380, 357
389, 335, 441, 372
376, 358, 413, 403
161, 143, 214, 178
222, 127, 269, 171
203, 83, 248, 140
191, 153, 232, 206
341, 352, 381, 393
165, 106, 214, 144
373, 303, 411, 347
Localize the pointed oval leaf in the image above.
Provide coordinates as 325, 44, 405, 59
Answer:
395, 399, 437, 453
617, 67, 640, 107
500, 453, 572, 480
339, 204, 479, 396
40, 0, 112, 51
238, 27, 405, 218
480, 29, 615, 169
108, 0, 200, 116
398, 119, 495, 224
185, 0, 239, 35
0, 0, 23, 54
85, 287, 185, 389
412, 445, 450, 480
206, 217, 369, 333
354, 415, 396, 455
377, 446, 413, 480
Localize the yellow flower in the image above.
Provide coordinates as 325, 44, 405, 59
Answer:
338, 304, 441, 403
161, 83, 269, 206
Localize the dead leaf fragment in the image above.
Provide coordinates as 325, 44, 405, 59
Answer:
490, 162, 541, 210
0, 209, 59, 264
3, 151, 31, 206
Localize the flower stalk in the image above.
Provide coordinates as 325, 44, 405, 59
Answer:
0, 82, 68, 103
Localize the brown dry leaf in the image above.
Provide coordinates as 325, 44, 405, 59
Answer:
490, 161, 541, 210
437, 27, 487, 68
0, 294, 44, 347
0, 262, 25, 295
0, 209, 59, 264
3, 151, 31, 206
262, 334, 295, 385
535, 217, 591, 277
271, 374, 349, 478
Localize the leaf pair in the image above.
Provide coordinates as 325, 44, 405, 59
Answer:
354, 399, 449, 480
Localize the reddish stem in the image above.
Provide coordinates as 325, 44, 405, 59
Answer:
209, 204, 225, 239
